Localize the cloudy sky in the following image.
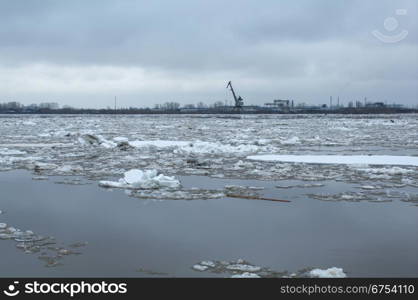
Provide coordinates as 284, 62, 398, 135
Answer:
0, 0, 417, 108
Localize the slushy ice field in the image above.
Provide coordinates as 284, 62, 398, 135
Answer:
0, 114, 417, 277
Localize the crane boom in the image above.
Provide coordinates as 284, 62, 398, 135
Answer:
226, 81, 244, 108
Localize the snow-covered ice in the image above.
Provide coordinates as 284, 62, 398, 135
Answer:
191, 259, 348, 278
192, 264, 209, 271
231, 272, 261, 278
129, 140, 263, 154
247, 155, 418, 166
226, 264, 262, 272
309, 267, 347, 278
99, 169, 181, 189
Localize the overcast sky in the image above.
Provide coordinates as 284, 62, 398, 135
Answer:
0, 0, 417, 108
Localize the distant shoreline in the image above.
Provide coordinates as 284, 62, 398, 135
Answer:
1, 107, 417, 115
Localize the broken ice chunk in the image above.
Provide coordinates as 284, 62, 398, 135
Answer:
200, 261, 216, 267
309, 267, 346, 278
113, 137, 129, 143
231, 272, 261, 278
99, 169, 181, 189
361, 185, 376, 190
226, 264, 262, 272
33, 162, 58, 171
192, 264, 208, 271
78, 134, 117, 148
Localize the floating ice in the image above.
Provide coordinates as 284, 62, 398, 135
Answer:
33, 162, 58, 171
56, 165, 83, 173
200, 261, 216, 267
129, 140, 190, 148
99, 169, 181, 189
22, 121, 36, 126
231, 272, 261, 278
192, 264, 208, 271
247, 155, 418, 166
128, 188, 225, 200
281, 136, 301, 145
356, 166, 414, 175
361, 185, 377, 190
191, 259, 265, 276
309, 267, 347, 278
0, 148, 26, 155
78, 134, 117, 149
129, 140, 262, 154
191, 259, 344, 278
0, 220, 85, 267
113, 137, 129, 143
226, 264, 262, 272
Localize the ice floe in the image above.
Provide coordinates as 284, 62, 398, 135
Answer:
231, 272, 261, 278
226, 264, 262, 272
280, 136, 301, 145
0, 148, 26, 155
99, 169, 181, 189
129, 140, 263, 154
309, 267, 347, 278
356, 166, 414, 175
78, 134, 117, 149
192, 264, 209, 271
247, 155, 418, 166
55, 165, 84, 173
191, 259, 347, 278
0, 219, 86, 267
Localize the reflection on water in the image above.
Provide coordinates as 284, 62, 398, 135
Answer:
0, 170, 417, 277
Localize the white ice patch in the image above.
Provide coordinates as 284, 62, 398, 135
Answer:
231, 272, 261, 278
78, 134, 117, 149
0, 148, 26, 155
200, 261, 216, 267
192, 264, 208, 271
361, 185, 376, 190
247, 155, 418, 166
32, 162, 58, 170
22, 121, 36, 126
113, 137, 129, 143
129, 140, 261, 154
281, 136, 301, 145
55, 165, 83, 173
357, 166, 414, 175
226, 264, 262, 272
0, 143, 67, 148
99, 169, 181, 189
129, 140, 190, 148
309, 267, 347, 278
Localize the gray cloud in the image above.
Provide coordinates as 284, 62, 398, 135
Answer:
0, 0, 416, 107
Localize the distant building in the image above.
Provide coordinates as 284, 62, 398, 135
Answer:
365, 102, 385, 108
39, 102, 59, 109
264, 99, 290, 110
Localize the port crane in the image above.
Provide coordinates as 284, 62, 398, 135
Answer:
226, 81, 244, 108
